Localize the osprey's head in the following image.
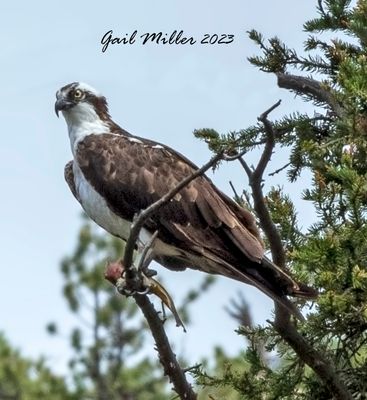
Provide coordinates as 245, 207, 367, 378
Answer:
55, 82, 110, 123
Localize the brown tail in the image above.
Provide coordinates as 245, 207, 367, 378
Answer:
199, 250, 318, 321
291, 282, 319, 299
261, 256, 318, 299
239, 257, 318, 321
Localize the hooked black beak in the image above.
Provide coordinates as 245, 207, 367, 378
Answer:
55, 98, 75, 117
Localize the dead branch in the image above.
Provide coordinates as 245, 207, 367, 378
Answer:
244, 99, 286, 267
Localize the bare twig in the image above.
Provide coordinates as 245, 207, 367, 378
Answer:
225, 291, 252, 328
238, 157, 253, 177
242, 101, 353, 400
253, 99, 281, 181
183, 364, 202, 373
229, 181, 240, 200
268, 162, 291, 177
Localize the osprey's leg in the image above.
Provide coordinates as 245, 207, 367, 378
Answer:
136, 230, 159, 277
115, 230, 159, 295
105, 241, 186, 331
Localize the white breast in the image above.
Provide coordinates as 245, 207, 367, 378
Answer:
73, 162, 133, 240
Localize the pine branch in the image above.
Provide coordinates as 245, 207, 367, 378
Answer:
276, 72, 343, 116
239, 101, 353, 400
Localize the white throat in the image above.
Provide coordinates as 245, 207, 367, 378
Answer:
63, 102, 109, 156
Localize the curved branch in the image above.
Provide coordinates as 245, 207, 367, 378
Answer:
241, 100, 286, 267
276, 72, 343, 117
240, 101, 353, 400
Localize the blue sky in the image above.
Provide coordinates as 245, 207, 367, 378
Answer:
1, 1, 317, 375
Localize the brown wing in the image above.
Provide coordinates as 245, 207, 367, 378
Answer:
64, 160, 79, 201
74, 133, 317, 318
75, 134, 264, 265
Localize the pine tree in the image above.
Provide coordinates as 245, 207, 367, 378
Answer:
0, 333, 78, 400
193, 1, 367, 398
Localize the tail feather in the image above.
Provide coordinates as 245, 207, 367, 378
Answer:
232, 256, 318, 321
172, 249, 317, 321
242, 264, 306, 321
291, 282, 319, 299
261, 256, 318, 299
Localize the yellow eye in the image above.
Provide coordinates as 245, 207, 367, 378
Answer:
73, 89, 83, 100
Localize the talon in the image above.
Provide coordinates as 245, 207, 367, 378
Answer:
116, 277, 125, 289
115, 277, 135, 296
115, 276, 151, 296
117, 286, 136, 296
115, 277, 129, 294
136, 287, 150, 295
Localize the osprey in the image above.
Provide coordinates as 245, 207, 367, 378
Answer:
55, 82, 316, 317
